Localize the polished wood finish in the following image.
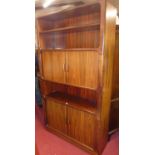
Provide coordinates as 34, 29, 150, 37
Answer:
39, 28, 99, 49
42, 51, 66, 83
37, 4, 100, 49
95, 1, 116, 154
109, 98, 119, 131
46, 92, 96, 151
67, 107, 95, 148
66, 51, 98, 89
40, 23, 100, 33
38, 79, 97, 102
41, 50, 98, 89
36, 1, 116, 155
111, 25, 119, 99
47, 91, 96, 114
46, 99, 67, 134
109, 25, 119, 131
41, 48, 98, 51
38, 4, 100, 29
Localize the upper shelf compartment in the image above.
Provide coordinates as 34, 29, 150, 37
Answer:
39, 22, 100, 34
37, 3, 100, 32
37, 3, 101, 49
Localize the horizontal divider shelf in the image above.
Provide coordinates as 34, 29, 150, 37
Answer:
38, 78, 97, 91
39, 22, 100, 34
40, 48, 99, 51
46, 91, 97, 115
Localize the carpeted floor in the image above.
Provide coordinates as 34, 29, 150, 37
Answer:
35, 105, 119, 155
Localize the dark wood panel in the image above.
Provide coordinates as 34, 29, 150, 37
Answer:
38, 79, 97, 102
40, 23, 100, 33
38, 79, 67, 97
40, 48, 98, 51
66, 84, 97, 103
109, 26, 119, 132
111, 26, 119, 99
67, 107, 96, 148
38, 4, 100, 29
42, 51, 66, 83
46, 99, 67, 134
66, 51, 98, 89
109, 98, 119, 131
95, 1, 116, 154
36, 2, 117, 155
40, 28, 99, 49
37, 5, 100, 49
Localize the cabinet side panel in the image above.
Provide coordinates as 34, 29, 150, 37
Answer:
96, 1, 116, 153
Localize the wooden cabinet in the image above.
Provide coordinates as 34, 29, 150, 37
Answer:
36, 1, 116, 155
67, 107, 95, 148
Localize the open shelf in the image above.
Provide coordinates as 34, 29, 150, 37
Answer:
39, 23, 100, 34
46, 92, 97, 115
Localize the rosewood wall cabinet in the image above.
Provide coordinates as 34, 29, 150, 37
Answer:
36, 1, 116, 155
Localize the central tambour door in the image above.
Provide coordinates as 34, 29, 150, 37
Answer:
66, 51, 98, 89
42, 50, 98, 89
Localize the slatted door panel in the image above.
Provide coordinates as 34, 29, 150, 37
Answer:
42, 51, 66, 84
46, 99, 67, 134
67, 107, 95, 148
66, 51, 98, 89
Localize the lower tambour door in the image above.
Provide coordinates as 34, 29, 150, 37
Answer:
67, 107, 95, 148
46, 99, 67, 134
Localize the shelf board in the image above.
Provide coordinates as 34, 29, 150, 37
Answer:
37, 78, 97, 91
39, 23, 100, 34
40, 48, 99, 51
46, 92, 97, 115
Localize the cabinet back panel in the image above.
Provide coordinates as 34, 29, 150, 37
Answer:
38, 4, 100, 31
66, 85, 97, 103
111, 27, 119, 99
39, 13, 100, 31
40, 28, 99, 49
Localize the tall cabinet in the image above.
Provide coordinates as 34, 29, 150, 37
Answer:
36, 1, 116, 155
